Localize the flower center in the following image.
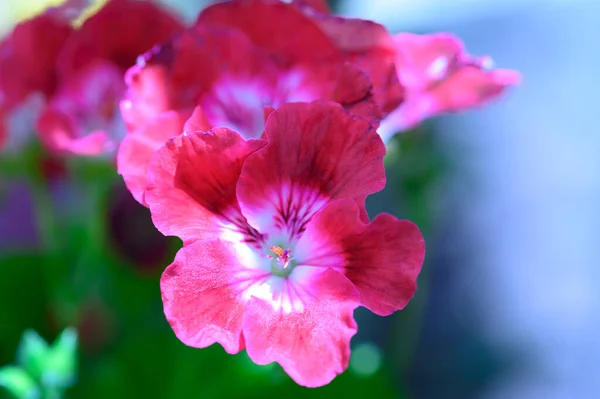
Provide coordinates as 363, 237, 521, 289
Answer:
268, 245, 296, 277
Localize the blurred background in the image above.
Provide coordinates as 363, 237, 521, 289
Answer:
1, 0, 597, 398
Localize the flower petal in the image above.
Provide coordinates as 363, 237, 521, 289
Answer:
243, 268, 359, 387
37, 61, 126, 156
117, 109, 192, 205
161, 240, 248, 354
428, 66, 522, 112
145, 126, 265, 244
57, 0, 183, 77
0, 12, 72, 107
302, 13, 404, 116
197, 0, 339, 65
292, 0, 331, 13
121, 26, 279, 132
237, 100, 385, 233
393, 33, 465, 91
37, 108, 110, 156
301, 198, 425, 316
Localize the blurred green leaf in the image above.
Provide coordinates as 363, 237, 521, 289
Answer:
42, 328, 78, 389
0, 366, 39, 399
16, 331, 48, 383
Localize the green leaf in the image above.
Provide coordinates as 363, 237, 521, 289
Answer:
41, 328, 78, 389
0, 366, 40, 399
16, 331, 49, 382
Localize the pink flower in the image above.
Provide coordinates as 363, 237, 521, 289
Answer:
197, 0, 404, 118
37, 61, 126, 155
147, 101, 425, 387
37, 0, 183, 156
118, 26, 379, 204
201, 1, 519, 140
380, 33, 521, 140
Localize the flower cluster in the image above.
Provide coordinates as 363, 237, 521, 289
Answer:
0, 0, 520, 388
0, 0, 182, 154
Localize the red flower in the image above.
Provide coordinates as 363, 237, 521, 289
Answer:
147, 101, 425, 387
0, 2, 75, 150
198, 1, 520, 140
380, 33, 521, 140
118, 25, 379, 204
37, 0, 183, 156
197, 0, 403, 118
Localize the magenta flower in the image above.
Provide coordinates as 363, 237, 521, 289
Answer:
146, 101, 425, 387
378, 33, 522, 140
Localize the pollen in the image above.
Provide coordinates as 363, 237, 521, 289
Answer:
270, 245, 284, 257
269, 246, 293, 270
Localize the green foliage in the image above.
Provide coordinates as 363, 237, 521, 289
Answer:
0, 328, 78, 399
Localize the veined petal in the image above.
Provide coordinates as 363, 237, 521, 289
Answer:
237, 101, 386, 234
243, 268, 359, 387
117, 109, 192, 205
161, 240, 249, 354
300, 12, 404, 117
301, 198, 425, 316
145, 126, 265, 244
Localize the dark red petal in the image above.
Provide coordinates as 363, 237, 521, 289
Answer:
117, 109, 192, 205
304, 13, 404, 116
0, 12, 72, 107
237, 101, 385, 232
303, 198, 425, 316
197, 0, 339, 65
295, 62, 381, 126
161, 240, 247, 354
57, 0, 183, 77
243, 268, 359, 387
145, 126, 265, 244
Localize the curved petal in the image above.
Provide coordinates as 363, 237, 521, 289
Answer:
121, 26, 278, 132
301, 198, 425, 316
37, 107, 110, 155
57, 0, 183, 77
243, 268, 359, 387
197, 0, 339, 65
237, 101, 386, 233
161, 240, 248, 354
302, 13, 404, 116
145, 127, 265, 244
284, 62, 381, 126
393, 33, 466, 91
38, 61, 126, 156
117, 109, 192, 205
429, 66, 522, 112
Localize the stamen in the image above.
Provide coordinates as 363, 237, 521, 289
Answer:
270, 246, 293, 270
270, 245, 284, 257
